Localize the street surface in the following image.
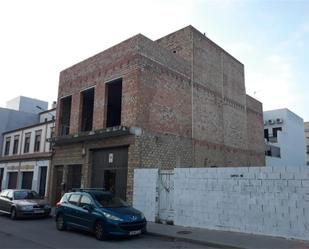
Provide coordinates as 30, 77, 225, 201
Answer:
0, 214, 213, 249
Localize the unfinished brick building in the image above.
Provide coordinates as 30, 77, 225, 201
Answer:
49, 25, 265, 203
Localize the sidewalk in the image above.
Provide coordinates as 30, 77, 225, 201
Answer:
147, 222, 309, 249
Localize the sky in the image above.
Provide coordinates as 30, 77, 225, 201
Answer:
0, 0, 308, 120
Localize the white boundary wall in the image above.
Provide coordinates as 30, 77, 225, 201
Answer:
133, 166, 309, 240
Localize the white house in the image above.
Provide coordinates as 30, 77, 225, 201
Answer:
263, 108, 307, 167
305, 122, 309, 165
0, 108, 55, 197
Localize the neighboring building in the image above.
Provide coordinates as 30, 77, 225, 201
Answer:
305, 122, 309, 165
0, 108, 55, 197
6, 96, 48, 114
50, 25, 264, 203
0, 96, 49, 154
264, 109, 307, 167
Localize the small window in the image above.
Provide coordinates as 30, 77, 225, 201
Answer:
13, 135, 19, 155
34, 130, 42, 152
24, 133, 31, 153
264, 129, 269, 141
4, 137, 11, 156
68, 194, 80, 206
80, 195, 92, 206
272, 127, 282, 138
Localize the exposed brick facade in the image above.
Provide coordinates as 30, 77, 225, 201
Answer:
50, 26, 265, 203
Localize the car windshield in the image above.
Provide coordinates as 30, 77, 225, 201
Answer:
14, 191, 41, 200
93, 193, 129, 208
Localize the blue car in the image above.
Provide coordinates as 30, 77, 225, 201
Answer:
55, 189, 146, 240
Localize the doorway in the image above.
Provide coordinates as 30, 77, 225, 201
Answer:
8, 172, 18, 189
54, 166, 64, 203
39, 167, 47, 196
21, 172, 33, 189
67, 164, 82, 191
91, 147, 128, 200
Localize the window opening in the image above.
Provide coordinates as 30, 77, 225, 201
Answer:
34, 130, 42, 152
80, 88, 94, 132
4, 137, 11, 155
106, 79, 122, 128
13, 135, 19, 155
24, 133, 31, 153
59, 96, 72, 136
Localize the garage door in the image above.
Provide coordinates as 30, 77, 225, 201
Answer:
91, 147, 128, 200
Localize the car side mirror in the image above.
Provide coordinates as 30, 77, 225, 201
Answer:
82, 204, 93, 212
8, 197, 13, 201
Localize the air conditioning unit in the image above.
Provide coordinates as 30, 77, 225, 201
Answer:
276, 118, 283, 124
268, 119, 275, 125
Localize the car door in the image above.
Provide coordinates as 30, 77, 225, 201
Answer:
0, 190, 9, 212
77, 194, 95, 230
3, 190, 13, 212
65, 194, 81, 227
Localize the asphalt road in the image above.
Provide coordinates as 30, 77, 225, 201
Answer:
0, 214, 213, 249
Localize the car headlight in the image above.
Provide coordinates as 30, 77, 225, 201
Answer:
45, 204, 51, 209
102, 211, 124, 221
21, 205, 33, 211
140, 212, 145, 220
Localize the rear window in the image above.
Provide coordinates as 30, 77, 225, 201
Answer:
68, 194, 80, 206
80, 195, 92, 206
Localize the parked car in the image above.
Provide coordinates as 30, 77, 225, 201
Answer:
0, 189, 51, 219
55, 189, 147, 240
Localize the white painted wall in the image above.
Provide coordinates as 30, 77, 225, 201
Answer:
133, 168, 159, 222
133, 167, 309, 241
264, 109, 307, 167
0, 160, 50, 196
305, 122, 309, 165
2, 122, 54, 156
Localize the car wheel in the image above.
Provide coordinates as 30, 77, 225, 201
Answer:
56, 214, 66, 231
94, 221, 106, 240
10, 207, 17, 220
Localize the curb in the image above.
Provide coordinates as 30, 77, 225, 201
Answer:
147, 231, 246, 249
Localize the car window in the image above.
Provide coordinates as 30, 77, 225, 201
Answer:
0, 190, 8, 197
68, 194, 80, 206
7, 191, 13, 199
60, 193, 69, 203
80, 195, 92, 206
14, 191, 41, 200
93, 193, 129, 208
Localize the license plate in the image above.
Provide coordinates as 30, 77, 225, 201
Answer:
34, 210, 44, 214
129, 230, 141, 236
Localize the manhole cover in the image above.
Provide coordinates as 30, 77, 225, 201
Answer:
177, 230, 192, 235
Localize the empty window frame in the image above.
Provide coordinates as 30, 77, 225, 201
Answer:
4, 137, 11, 156
264, 129, 269, 141
13, 135, 19, 155
59, 96, 72, 136
272, 127, 282, 138
24, 133, 31, 153
80, 88, 94, 132
34, 130, 42, 152
106, 79, 122, 128
49, 127, 55, 151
